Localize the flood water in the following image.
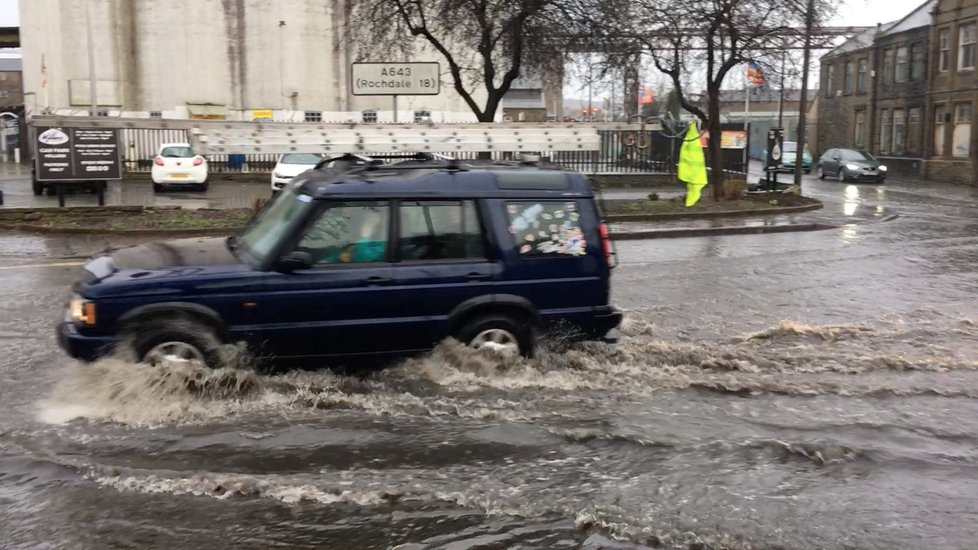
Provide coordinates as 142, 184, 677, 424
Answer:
2, 178, 978, 549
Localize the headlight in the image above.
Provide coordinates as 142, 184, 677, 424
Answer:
878, 165, 887, 171
69, 294, 97, 325
845, 163, 860, 171
273, 172, 292, 180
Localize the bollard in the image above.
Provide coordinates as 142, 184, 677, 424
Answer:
0, 189, 4, 205
57, 182, 66, 207
13, 147, 19, 164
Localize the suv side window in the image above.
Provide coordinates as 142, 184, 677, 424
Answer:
505, 200, 586, 257
398, 200, 486, 261
296, 201, 389, 265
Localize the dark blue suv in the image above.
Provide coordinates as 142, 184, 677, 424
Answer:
58, 158, 622, 367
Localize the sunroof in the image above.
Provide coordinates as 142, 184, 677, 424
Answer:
494, 171, 570, 190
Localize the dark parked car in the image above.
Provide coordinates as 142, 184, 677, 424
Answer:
817, 148, 887, 183
58, 157, 623, 368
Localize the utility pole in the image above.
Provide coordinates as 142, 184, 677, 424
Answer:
793, 0, 816, 188
85, 0, 98, 116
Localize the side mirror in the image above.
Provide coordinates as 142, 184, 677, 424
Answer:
278, 250, 313, 272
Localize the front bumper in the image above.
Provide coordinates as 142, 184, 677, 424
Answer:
271, 176, 292, 190
57, 321, 115, 362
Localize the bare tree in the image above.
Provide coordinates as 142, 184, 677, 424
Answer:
348, 0, 570, 123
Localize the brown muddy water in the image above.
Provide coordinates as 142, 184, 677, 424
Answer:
3, 178, 978, 549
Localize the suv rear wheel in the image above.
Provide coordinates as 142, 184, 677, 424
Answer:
457, 314, 534, 357
130, 320, 224, 368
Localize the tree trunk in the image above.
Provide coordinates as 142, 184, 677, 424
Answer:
476, 92, 503, 159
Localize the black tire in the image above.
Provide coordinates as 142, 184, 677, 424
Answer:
836, 168, 847, 183
817, 167, 825, 180
456, 313, 535, 357
129, 319, 225, 369
153, 183, 164, 193
197, 182, 209, 192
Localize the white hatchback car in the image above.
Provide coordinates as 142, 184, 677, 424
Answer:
151, 143, 209, 192
271, 153, 323, 191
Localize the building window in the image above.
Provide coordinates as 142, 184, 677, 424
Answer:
960, 23, 977, 71
0, 90, 8, 99
895, 46, 909, 82
304, 111, 322, 123
880, 109, 892, 153
149, 111, 162, 118
953, 103, 972, 157
907, 107, 921, 154
910, 43, 925, 80
844, 60, 855, 93
413, 110, 431, 123
0, 73, 6, 81
362, 109, 377, 123
854, 109, 866, 147
857, 58, 868, 92
892, 109, 906, 154
883, 48, 895, 83
934, 105, 947, 156
825, 64, 835, 97
939, 29, 951, 71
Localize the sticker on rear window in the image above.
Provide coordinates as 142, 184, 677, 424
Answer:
506, 201, 586, 257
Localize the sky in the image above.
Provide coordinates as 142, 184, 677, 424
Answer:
0, 0, 930, 28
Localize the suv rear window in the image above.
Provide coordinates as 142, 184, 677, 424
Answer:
506, 201, 586, 256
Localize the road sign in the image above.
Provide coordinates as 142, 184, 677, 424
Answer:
34, 127, 122, 181
766, 128, 783, 169
351, 62, 441, 96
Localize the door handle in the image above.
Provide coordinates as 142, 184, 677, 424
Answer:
465, 272, 491, 281
365, 276, 393, 286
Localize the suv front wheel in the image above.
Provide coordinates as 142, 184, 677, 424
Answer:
457, 314, 535, 357
130, 320, 224, 368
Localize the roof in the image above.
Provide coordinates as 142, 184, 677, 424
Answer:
823, 23, 895, 59
885, 0, 936, 34
0, 57, 21, 72
720, 89, 818, 103
297, 160, 593, 199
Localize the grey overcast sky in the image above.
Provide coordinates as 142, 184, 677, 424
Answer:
0, 0, 935, 30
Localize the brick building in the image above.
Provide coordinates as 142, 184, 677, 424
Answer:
818, 0, 978, 184
924, 0, 978, 184
0, 57, 23, 110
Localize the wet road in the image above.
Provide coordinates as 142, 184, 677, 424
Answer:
2, 176, 978, 549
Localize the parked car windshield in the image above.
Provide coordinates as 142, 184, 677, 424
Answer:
783, 141, 797, 153
280, 153, 322, 165
161, 146, 195, 158
236, 187, 314, 265
841, 149, 876, 161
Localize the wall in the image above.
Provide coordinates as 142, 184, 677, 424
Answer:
0, 70, 21, 108
19, 0, 488, 121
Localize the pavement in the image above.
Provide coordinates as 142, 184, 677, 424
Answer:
0, 159, 946, 240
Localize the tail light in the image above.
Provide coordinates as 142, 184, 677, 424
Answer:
193, 156, 204, 166
599, 223, 617, 268
153, 156, 164, 166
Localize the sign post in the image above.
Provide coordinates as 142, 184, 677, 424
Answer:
34, 127, 122, 206
351, 63, 440, 123
764, 127, 783, 191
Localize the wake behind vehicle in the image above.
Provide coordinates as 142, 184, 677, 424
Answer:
58, 156, 623, 369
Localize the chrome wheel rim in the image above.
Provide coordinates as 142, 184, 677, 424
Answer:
143, 341, 205, 367
837, 169, 845, 182
470, 329, 520, 354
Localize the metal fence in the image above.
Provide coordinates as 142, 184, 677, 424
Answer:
109, 126, 744, 176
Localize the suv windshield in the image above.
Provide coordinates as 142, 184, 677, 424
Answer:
841, 149, 876, 161
236, 187, 314, 264
280, 153, 322, 165
161, 146, 195, 158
